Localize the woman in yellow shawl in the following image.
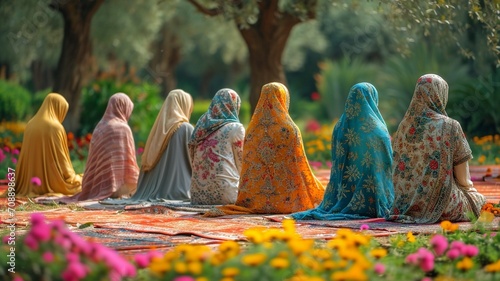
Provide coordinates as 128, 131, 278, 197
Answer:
206, 82, 325, 216
10, 93, 82, 197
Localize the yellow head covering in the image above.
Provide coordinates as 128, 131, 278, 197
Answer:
141, 89, 193, 171
10, 93, 82, 197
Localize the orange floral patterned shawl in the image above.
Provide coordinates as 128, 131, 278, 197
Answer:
207, 82, 324, 216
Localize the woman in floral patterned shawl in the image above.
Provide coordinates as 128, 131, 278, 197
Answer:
189, 88, 245, 205
387, 74, 485, 223
204, 82, 324, 216
292, 83, 394, 220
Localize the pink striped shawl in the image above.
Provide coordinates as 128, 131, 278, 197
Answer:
61, 93, 139, 202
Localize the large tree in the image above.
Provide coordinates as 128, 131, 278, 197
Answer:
187, 0, 319, 113
50, 0, 104, 131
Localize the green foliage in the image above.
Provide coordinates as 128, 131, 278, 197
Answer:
315, 57, 378, 121
79, 80, 163, 145
448, 70, 500, 137
379, 44, 469, 133
0, 80, 32, 121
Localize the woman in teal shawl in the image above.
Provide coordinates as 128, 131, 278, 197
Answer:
292, 83, 394, 220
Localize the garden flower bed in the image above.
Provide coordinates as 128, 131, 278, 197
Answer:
1, 211, 500, 281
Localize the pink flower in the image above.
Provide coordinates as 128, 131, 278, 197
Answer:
462, 245, 479, 257
374, 263, 385, 275
174, 277, 196, 281
326, 161, 332, 168
430, 234, 448, 256
450, 241, 465, 252
422, 278, 432, 281
31, 177, 42, 186
3, 146, 11, 153
11, 157, 17, 164
42, 252, 54, 263
137, 147, 144, 154
405, 253, 418, 264
416, 248, 435, 272
406, 248, 435, 272
446, 248, 461, 260
12, 149, 19, 155
30, 223, 51, 242
360, 224, 370, 231
24, 235, 38, 250
305, 119, 321, 132
61, 261, 88, 281
13, 277, 24, 281
134, 254, 150, 268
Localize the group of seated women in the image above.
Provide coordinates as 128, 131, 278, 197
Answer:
7, 73, 486, 223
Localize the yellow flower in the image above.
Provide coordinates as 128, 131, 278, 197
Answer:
222, 267, 240, 277
242, 253, 267, 266
149, 259, 170, 275
219, 241, 240, 258
270, 257, 290, 269
323, 260, 348, 270
299, 256, 321, 271
327, 238, 347, 250
244, 228, 265, 244
195, 278, 209, 281
331, 265, 368, 281
440, 220, 459, 232
495, 157, 500, 164
188, 261, 203, 275
174, 261, 188, 274
407, 232, 416, 243
283, 218, 296, 233
288, 239, 314, 256
456, 257, 474, 271
370, 248, 388, 259
478, 155, 486, 164
311, 249, 332, 260
485, 260, 500, 273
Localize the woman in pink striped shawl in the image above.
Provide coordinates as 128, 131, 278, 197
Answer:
60, 93, 139, 203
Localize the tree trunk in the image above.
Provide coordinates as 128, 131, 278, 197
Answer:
237, 0, 299, 114
51, 0, 104, 132
148, 23, 181, 97
31, 60, 54, 91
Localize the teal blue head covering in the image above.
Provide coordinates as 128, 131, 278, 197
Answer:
189, 88, 241, 145
292, 83, 394, 220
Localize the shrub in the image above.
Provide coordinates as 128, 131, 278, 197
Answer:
0, 80, 32, 121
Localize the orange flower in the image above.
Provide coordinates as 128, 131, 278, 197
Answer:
67, 132, 75, 141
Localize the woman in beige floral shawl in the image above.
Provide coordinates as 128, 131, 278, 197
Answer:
387, 74, 485, 223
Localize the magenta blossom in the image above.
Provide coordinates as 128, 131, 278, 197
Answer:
406, 248, 435, 272
173, 277, 196, 281
374, 263, 385, 275
61, 261, 88, 281
12, 149, 19, 155
360, 224, 370, 231
42, 252, 54, 263
31, 177, 42, 186
137, 147, 144, 154
446, 248, 461, 260
430, 234, 448, 256
462, 245, 479, 257
11, 157, 17, 164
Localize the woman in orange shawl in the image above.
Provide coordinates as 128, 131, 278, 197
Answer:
10, 93, 82, 197
206, 82, 325, 216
